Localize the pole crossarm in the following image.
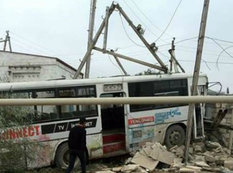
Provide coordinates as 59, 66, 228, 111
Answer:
94, 47, 165, 71
0, 96, 232, 106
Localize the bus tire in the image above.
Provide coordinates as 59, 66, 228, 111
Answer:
165, 125, 185, 148
55, 143, 80, 169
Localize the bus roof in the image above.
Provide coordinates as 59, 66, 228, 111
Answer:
0, 73, 208, 92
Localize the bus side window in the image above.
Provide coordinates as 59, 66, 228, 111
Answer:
128, 79, 188, 112
58, 88, 76, 119
33, 89, 58, 122
75, 86, 98, 117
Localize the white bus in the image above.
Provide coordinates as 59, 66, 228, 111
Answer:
0, 73, 208, 169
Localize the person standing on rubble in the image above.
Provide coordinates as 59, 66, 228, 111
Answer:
66, 118, 87, 173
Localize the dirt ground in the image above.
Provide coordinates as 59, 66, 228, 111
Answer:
26, 155, 129, 173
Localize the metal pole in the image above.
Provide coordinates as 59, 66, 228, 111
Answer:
0, 96, 233, 106
184, 0, 210, 164
74, 3, 116, 79
85, 0, 97, 78
94, 47, 165, 71
116, 4, 168, 73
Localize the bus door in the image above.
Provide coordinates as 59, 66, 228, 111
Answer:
100, 92, 126, 156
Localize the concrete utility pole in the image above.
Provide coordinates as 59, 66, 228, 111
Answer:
85, 0, 97, 78
168, 38, 185, 73
184, 0, 210, 164
2, 31, 12, 52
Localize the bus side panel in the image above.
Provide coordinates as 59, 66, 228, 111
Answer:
27, 140, 58, 169
86, 133, 103, 159
127, 106, 188, 151
154, 106, 188, 125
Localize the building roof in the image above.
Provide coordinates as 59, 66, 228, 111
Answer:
0, 50, 77, 72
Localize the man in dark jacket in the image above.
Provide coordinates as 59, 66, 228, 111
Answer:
66, 118, 87, 173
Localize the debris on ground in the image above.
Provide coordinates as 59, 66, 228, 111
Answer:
87, 140, 233, 173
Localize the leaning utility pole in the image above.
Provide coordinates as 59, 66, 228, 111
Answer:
184, 0, 210, 164
85, 0, 97, 78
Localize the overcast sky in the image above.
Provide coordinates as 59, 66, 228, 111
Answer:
0, 0, 233, 93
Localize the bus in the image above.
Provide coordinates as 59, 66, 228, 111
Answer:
0, 73, 208, 169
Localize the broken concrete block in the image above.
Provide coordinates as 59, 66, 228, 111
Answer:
149, 142, 175, 165
203, 152, 216, 163
131, 152, 158, 171
194, 155, 205, 162
180, 166, 201, 173
193, 143, 205, 153
224, 159, 233, 170
172, 158, 184, 168
135, 166, 148, 173
173, 145, 185, 158
125, 157, 132, 164
112, 166, 122, 172
121, 164, 139, 172
194, 161, 209, 168
205, 141, 223, 152
95, 171, 115, 173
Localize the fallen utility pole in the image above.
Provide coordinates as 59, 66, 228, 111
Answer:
0, 96, 233, 106
184, 0, 210, 164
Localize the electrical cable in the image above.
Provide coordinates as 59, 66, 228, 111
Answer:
129, 0, 173, 39
155, 0, 183, 42
216, 45, 233, 70
158, 36, 197, 47
208, 82, 222, 95
121, 0, 170, 43
107, 54, 124, 75
206, 36, 233, 44
119, 13, 145, 48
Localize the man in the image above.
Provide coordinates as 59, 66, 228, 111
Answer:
66, 118, 87, 173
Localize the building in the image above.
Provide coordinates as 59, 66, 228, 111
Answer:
0, 51, 82, 82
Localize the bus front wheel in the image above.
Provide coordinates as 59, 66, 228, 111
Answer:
164, 125, 185, 148
55, 142, 80, 169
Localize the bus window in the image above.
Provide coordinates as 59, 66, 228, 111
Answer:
58, 86, 98, 119
1, 91, 35, 126
58, 88, 76, 119
34, 89, 58, 122
75, 86, 97, 117
128, 79, 188, 112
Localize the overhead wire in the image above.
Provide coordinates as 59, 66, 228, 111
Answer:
119, 13, 145, 48
158, 36, 197, 47
128, 0, 173, 39
121, 0, 170, 43
155, 0, 183, 42
10, 32, 57, 56
107, 54, 124, 75
216, 45, 233, 70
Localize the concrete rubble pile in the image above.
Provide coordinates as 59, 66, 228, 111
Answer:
95, 141, 233, 173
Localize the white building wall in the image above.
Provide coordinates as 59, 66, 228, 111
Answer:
0, 51, 78, 82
